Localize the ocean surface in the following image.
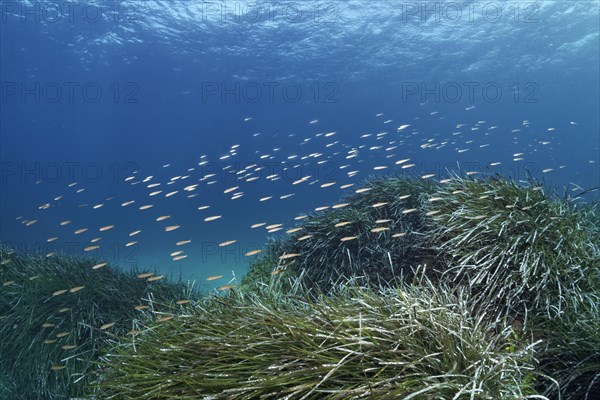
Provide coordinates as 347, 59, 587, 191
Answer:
1, 0, 599, 286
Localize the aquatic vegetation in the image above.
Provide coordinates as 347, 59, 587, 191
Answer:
424, 175, 600, 321
535, 296, 600, 400
0, 246, 196, 399
420, 176, 600, 397
2, 175, 598, 398
256, 175, 438, 291
98, 277, 541, 399
244, 175, 599, 318
238, 175, 600, 397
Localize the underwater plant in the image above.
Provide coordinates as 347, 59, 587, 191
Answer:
2, 175, 598, 399
238, 175, 600, 398
423, 175, 600, 321
0, 245, 196, 399
248, 175, 439, 292
97, 276, 541, 399
418, 175, 600, 398
245, 175, 599, 319
534, 296, 600, 400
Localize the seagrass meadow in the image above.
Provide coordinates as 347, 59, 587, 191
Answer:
4, 0, 599, 398
1, 176, 599, 399
0, 247, 198, 399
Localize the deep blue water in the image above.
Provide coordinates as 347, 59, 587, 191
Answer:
1, 1, 599, 285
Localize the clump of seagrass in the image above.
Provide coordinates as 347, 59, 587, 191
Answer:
0, 246, 196, 399
245, 175, 439, 291
419, 176, 600, 398
531, 201, 599, 400
423, 175, 600, 321
97, 275, 541, 399
246, 174, 599, 316
534, 294, 600, 400
239, 175, 599, 398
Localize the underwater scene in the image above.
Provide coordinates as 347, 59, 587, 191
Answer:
0, 1, 599, 399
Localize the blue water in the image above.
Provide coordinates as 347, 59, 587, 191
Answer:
1, 1, 599, 285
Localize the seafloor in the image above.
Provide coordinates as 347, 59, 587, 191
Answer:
1, 176, 598, 399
